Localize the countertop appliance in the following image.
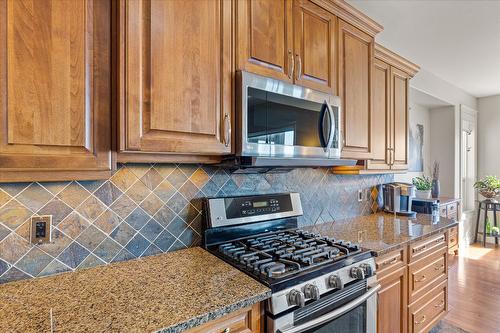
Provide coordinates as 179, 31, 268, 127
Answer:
203, 193, 379, 333
222, 71, 356, 172
382, 182, 416, 217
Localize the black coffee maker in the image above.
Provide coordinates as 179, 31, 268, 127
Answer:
382, 182, 417, 217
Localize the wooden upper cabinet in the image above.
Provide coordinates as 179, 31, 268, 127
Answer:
367, 58, 391, 170
293, 0, 336, 94
236, 0, 293, 82
391, 67, 410, 170
0, 0, 111, 182
338, 19, 373, 159
118, 0, 232, 160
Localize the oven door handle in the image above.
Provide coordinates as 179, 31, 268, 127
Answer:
277, 284, 381, 333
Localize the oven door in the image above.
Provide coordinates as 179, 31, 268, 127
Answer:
238, 71, 341, 159
272, 284, 380, 333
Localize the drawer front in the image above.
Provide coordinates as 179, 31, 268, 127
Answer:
409, 247, 447, 301
409, 280, 448, 333
448, 227, 458, 248
376, 248, 407, 279
186, 303, 260, 333
446, 202, 458, 219
410, 233, 447, 262
439, 205, 448, 218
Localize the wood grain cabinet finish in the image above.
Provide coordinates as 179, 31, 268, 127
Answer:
236, 0, 336, 94
338, 19, 373, 159
185, 303, 261, 333
236, 0, 293, 82
293, 0, 336, 94
118, 0, 232, 162
367, 44, 419, 172
0, 0, 111, 182
376, 248, 408, 333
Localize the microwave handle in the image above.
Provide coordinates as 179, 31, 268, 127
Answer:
318, 102, 328, 151
325, 101, 336, 150
277, 284, 381, 333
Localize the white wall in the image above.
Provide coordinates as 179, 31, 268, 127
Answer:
429, 106, 456, 197
478, 94, 500, 178
394, 103, 431, 183
411, 69, 478, 110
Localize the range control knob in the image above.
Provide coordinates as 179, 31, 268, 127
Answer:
288, 289, 305, 308
303, 284, 320, 301
328, 274, 344, 290
360, 263, 373, 277
350, 266, 365, 280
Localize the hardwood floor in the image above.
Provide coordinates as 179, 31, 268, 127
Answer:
445, 244, 500, 333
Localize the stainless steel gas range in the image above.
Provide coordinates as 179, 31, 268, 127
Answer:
203, 193, 380, 333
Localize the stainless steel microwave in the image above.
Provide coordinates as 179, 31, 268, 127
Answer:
234, 71, 355, 169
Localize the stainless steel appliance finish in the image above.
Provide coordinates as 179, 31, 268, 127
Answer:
203, 193, 378, 333
234, 71, 356, 168
383, 182, 416, 217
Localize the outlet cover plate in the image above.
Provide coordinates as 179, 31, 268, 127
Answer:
30, 215, 52, 245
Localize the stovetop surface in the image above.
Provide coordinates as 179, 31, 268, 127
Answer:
208, 229, 373, 291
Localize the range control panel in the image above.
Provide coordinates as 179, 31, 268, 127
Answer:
225, 194, 293, 219
207, 193, 302, 228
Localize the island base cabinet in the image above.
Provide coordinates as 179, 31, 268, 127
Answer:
185, 303, 262, 333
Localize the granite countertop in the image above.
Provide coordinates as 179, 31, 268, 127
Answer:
305, 213, 458, 256
0, 247, 271, 333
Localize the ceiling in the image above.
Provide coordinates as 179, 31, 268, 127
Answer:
347, 0, 500, 98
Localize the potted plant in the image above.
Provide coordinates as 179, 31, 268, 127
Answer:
474, 175, 500, 201
431, 161, 440, 198
413, 176, 432, 199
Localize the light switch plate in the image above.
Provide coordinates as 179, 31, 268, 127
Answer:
30, 215, 52, 245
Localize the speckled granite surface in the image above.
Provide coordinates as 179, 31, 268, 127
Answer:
305, 213, 458, 256
0, 247, 271, 333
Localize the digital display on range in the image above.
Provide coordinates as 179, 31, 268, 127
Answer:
252, 201, 269, 208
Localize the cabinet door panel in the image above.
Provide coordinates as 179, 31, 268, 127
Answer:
236, 0, 293, 82
293, 0, 336, 94
121, 0, 231, 155
367, 58, 391, 170
391, 67, 410, 169
0, 0, 111, 181
378, 266, 408, 333
338, 20, 373, 159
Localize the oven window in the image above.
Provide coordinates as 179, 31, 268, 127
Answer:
247, 87, 326, 148
303, 303, 366, 333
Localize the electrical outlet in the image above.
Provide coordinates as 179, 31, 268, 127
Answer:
30, 215, 52, 245
357, 190, 363, 202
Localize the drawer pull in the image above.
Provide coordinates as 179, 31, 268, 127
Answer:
415, 275, 427, 283
434, 300, 445, 308
434, 264, 445, 271
415, 315, 426, 325
414, 245, 427, 253
223, 328, 230, 333
383, 256, 399, 266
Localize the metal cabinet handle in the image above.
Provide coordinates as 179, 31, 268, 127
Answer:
434, 300, 445, 308
296, 54, 302, 79
434, 264, 445, 271
223, 114, 231, 147
288, 50, 294, 80
414, 245, 427, 253
415, 315, 427, 325
381, 256, 399, 267
415, 275, 427, 283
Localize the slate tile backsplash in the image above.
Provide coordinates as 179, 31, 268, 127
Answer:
0, 164, 392, 283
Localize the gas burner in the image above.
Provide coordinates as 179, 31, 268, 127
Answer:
214, 229, 362, 280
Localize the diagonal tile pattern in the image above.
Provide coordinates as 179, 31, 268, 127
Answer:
0, 163, 392, 283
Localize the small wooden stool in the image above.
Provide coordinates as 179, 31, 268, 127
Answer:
474, 199, 500, 247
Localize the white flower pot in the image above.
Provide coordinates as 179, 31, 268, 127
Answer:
415, 189, 431, 199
